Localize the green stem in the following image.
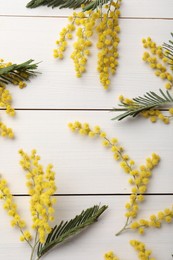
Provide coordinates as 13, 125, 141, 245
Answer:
115, 226, 128, 236
19, 226, 33, 249
35, 257, 41, 260
30, 239, 39, 260
115, 220, 130, 236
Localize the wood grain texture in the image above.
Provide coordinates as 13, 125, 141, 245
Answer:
0, 196, 172, 260
0, 111, 172, 194
0, 18, 172, 109
0, 0, 173, 18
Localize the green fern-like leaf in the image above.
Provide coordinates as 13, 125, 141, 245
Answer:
37, 204, 108, 258
111, 89, 173, 121
163, 33, 173, 66
0, 59, 39, 86
26, 0, 110, 10
26, 0, 90, 9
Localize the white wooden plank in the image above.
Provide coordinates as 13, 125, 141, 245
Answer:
0, 195, 172, 259
0, 110, 172, 194
0, 17, 172, 109
0, 0, 173, 18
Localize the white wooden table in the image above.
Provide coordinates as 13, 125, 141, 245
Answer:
0, 1, 173, 259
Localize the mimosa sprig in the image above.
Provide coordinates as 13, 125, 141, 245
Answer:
68, 122, 160, 233
111, 34, 173, 124
111, 89, 173, 124
129, 205, 173, 235
0, 149, 107, 259
0, 59, 39, 139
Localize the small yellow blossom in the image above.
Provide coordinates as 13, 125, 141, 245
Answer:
104, 251, 119, 260
142, 37, 173, 90
130, 240, 156, 260
0, 122, 14, 139
104, 240, 156, 260
0, 176, 31, 240
129, 205, 173, 234
169, 107, 173, 115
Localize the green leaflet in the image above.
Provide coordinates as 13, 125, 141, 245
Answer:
163, 33, 173, 66
83, 0, 110, 11
0, 59, 39, 86
26, 0, 111, 10
37, 204, 108, 258
26, 0, 91, 9
111, 89, 173, 121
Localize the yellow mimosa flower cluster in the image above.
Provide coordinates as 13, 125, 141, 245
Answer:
96, 4, 120, 89
130, 240, 156, 260
130, 206, 173, 234
0, 122, 14, 138
117, 152, 159, 236
0, 85, 15, 138
142, 37, 173, 90
141, 109, 170, 124
0, 176, 32, 244
124, 153, 160, 218
104, 251, 119, 260
104, 240, 155, 260
19, 149, 57, 244
54, 0, 121, 89
118, 94, 172, 124
0, 86, 15, 116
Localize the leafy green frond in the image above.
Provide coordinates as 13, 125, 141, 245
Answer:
26, 0, 111, 10
111, 89, 173, 121
26, 0, 90, 9
37, 204, 108, 258
0, 59, 39, 86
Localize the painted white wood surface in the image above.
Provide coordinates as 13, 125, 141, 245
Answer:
0, 0, 173, 18
0, 1, 172, 259
0, 18, 172, 108
0, 111, 172, 194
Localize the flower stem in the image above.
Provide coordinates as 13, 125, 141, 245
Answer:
115, 217, 131, 236
30, 231, 39, 260
115, 223, 130, 236
30, 239, 39, 260
19, 226, 33, 249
